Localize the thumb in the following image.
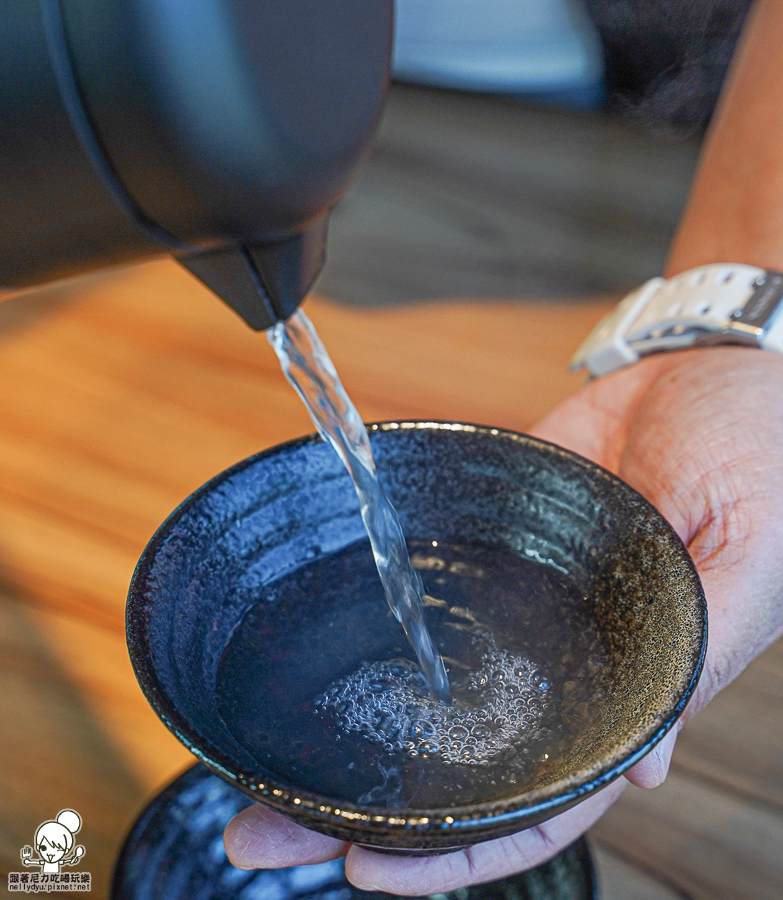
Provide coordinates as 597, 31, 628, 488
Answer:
624, 724, 679, 789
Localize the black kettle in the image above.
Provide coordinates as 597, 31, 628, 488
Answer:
0, 0, 393, 328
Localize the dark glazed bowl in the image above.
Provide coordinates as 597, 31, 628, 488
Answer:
111, 763, 597, 899
127, 421, 706, 851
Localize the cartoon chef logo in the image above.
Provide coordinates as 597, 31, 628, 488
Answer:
21, 810, 85, 874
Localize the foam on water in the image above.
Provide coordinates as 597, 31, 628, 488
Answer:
316, 634, 550, 767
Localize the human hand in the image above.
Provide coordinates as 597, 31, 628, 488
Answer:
224, 347, 783, 893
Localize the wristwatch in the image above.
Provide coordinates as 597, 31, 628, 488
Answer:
571, 263, 783, 377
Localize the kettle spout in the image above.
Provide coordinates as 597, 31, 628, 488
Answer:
178, 216, 327, 330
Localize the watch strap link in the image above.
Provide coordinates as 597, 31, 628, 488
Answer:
572, 264, 783, 376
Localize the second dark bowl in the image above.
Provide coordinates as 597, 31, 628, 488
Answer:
127, 422, 706, 851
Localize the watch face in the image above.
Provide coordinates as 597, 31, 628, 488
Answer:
731, 271, 783, 332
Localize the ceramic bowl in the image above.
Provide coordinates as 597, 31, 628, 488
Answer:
127, 421, 706, 851
111, 763, 597, 899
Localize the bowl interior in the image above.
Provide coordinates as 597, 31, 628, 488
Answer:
127, 422, 705, 848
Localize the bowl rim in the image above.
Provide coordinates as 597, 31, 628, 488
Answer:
127, 420, 707, 839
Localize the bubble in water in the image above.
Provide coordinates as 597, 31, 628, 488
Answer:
315, 635, 549, 766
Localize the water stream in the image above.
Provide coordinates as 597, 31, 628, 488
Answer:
268, 309, 451, 702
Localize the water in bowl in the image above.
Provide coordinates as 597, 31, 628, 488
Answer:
216, 540, 609, 809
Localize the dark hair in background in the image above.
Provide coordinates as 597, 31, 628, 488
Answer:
584, 0, 754, 139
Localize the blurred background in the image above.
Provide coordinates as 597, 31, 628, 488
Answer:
319, 0, 699, 307
1, 2, 780, 899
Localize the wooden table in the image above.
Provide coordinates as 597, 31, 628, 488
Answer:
0, 260, 780, 899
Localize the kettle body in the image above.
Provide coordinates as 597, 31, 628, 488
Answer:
0, 0, 393, 328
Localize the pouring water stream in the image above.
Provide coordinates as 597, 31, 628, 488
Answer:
268, 309, 451, 702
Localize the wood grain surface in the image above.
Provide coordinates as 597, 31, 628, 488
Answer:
0, 259, 779, 899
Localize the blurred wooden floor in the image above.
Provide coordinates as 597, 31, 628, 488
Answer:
0, 259, 780, 899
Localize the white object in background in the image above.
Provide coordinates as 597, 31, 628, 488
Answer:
393, 0, 603, 101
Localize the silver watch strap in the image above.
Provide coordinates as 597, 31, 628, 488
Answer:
572, 264, 783, 376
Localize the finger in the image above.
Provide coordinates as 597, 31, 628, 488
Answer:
624, 725, 679, 789
344, 778, 626, 896
224, 804, 348, 870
